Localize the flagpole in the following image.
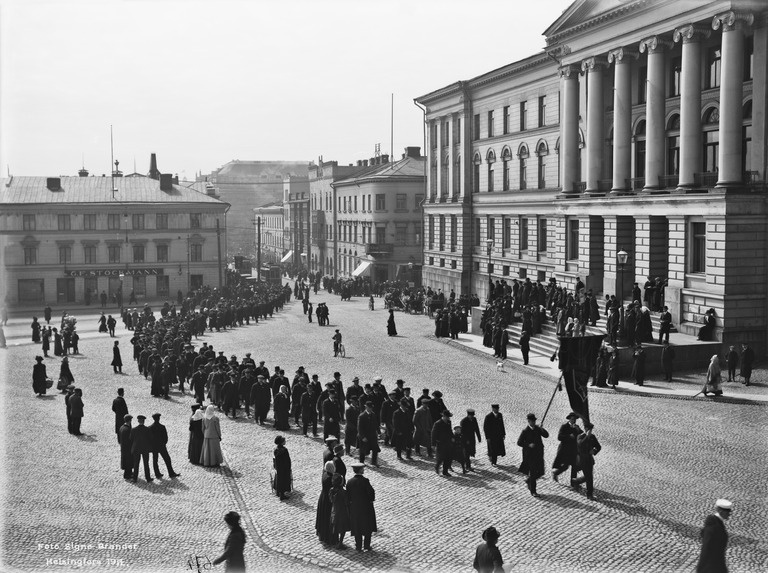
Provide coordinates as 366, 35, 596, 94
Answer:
540, 373, 563, 427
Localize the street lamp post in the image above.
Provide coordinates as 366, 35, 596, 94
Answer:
486, 239, 494, 300
617, 250, 628, 305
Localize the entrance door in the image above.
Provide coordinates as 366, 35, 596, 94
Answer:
56, 278, 75, 303
84, 277, 98, 305
109, 277, 122, 299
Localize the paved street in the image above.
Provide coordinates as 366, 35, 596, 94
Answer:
2, 290, 767, 573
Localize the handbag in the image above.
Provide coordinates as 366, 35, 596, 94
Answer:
45, 378, 54, 389
56, 377, 67, 390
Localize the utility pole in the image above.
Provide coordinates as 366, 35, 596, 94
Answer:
216, 218, 223, 290
256, 216, 262, 281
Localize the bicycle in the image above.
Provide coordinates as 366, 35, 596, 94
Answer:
338, 343, 346, 358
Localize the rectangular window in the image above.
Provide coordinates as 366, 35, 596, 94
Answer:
691, 222, 706, 273
395, 224, 407, 246
503, 159, 510, 191
132, 245, 145, 263
83, 245, 97, 264
439, 216, 445, 250
414, 224, 422, 246
503, 217, 511, 249
58, 214, 71, 231
354, 197, 358, 212
83, 214, 97, 230
156, 213, 168, 229
132, 214, 145, 230
442, 121, 450, 146
474, 219, 481, 246
708, 48, 721, 88
156, 244, 169, 262
520, 101, 527, 131
538, 219, 547, 252
396, 194, 407, 210
58, 245, 72, 264
670, 56, 681, 97
190, 213, 201, 229
487, 110, 494, 138
367, 195, 371, 211
191, 244, 203, 262
473, 114, 480, 140
503, 265, 510, 276
428, 216, 434, 249
108, 214, 121, 230
108, 245, 121, 263
431, 123, 437, 148
520, 157, 528, 190
23, 214, 36, 231
24, 247, 37, 265
745, 37, 754, 81
133, 276, 146, 297
456, 117, 461, 144
156, 275, 170, 297
538, 96, 546, 127
473, 162, 480, 193
567, 219, 579, 260
503, 106, 510, 134
375, 226, 385, 244
450, 215, 457, 251
520, 218, 529, 251
375, 194, 386, 210
704, 131, 719, 173
488, 217, 495, 242
638, 65, 647, 103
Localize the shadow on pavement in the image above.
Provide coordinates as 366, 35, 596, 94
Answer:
539, 493, 601, 514
283, 488, 314, 512
75, 434, 98, 442
336, 546, 398, 570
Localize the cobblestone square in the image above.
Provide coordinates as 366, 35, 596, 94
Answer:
2, 292, 767, 572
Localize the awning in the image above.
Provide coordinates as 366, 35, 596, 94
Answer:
352, 261, 372, 277
280, 250, 293, 263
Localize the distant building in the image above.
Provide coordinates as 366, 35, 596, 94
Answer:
0, 172, 229, 306
282, 175, 310, 269
331, 147, 425, 283
254, 202, 285, 266
202, 160, 308, 257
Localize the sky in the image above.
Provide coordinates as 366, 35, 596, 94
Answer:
1, 0, 574, 180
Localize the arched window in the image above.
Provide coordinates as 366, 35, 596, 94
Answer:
473, 153, 482, 193
536, 142, 548, 189
666, 114, 680, 176
703, 107, 719, 174
634, 120, 646, 178
486, 149, 496, 192
501, 148, 512, 191
517, 144, 529, 190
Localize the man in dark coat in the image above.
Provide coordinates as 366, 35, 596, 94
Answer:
118, 415, 133, 479
357, 401, 380, 466
459, 409, 482, 471
111, 388, 129, 442
379, 392, 398, 447
391, 399, 414, 460
519, 331, 531, 365
696, 499, 732, 573
661, 342, 676, 382
740, 343, 755, 386
346, 463, 377, 552
149, 413, 180, 479
431, 410, 454, 476
130, 415, 154, 483
551, 412, 582, 484
301, 385, 318, 436
517, 413, 549, 497
724, 345, 739, 382
322, 389, 341, 440
344, 397, 360, 455
64, 384, 75, 433
482, 405, 506, 466
571, 422, 600, 499
69, 388, 84, 436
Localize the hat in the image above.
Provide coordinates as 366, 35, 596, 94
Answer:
35, 356, 43, 362
136, 415, 146, 421
584, 422, 594, 430
260, 360, 265, 364
333, 444, 344, 453
152, 413, 161, 420
491, 404, 500, 409
374, 376, 382, 382
66, 384, 75, 390
467, 409, 475, 414
352, 376, 359, 382
313, 374, 320, 379
335, 329, 340, 333
482, 527, 500, 541
432, 390, 443, 398
274, 436, 285, 445
566, 412, 579, 420
453, 426, 462, 432
526, 413, 537, 421
396, 379, 404, 385
351, 462, 365, 472
388, 391, 397, 397
325, 437, 338, 444
715, 499, 733, 511
422, 388, 430, 393
124, 414, 133, 422
442, 410, 453, 417
224, 511, 241, 525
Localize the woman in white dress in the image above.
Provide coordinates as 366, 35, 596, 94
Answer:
200, 405, 224, 466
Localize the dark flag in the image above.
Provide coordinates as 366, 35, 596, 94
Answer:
555, 335, 604, 424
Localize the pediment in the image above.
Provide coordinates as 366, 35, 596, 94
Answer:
545, 0, 644, 40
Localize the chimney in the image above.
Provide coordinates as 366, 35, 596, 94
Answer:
148, 153, 160, 180
357, 160, 363, 166
159, 173, 173, 191
363, 159, 369, 167
78, 168, 89, 177
381, 154, 389, 164
173, 174, 179, 184
405, 146, 421, 158
46, 177, 61, 191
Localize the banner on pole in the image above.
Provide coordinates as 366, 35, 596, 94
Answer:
556, 335, 604, 424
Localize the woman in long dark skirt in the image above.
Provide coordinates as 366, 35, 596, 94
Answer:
53, 328, 64, 356
387, 309, 397, 337
59, 357, 75, 389
188, 405, 204, 465
315, 461, 335, 544
272, 435, 292, 501
32, 356, 48, 396
31, 317, 41, 343
112, 341, 123, 374
329, 474, 351, 549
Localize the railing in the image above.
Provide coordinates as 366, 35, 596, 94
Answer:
658, 175, 679, 189
574, 181, 587, 193
365, 243, 394, 256
628, 177, 645, 191
694, 172, 718, 187
597, 179, 612, 192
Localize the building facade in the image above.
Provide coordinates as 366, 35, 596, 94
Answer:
416, 0, 768, 355
0, 174, 229, 306
254, 202, 284, 266
331, 148, 425, 283
283, 176, 310, 269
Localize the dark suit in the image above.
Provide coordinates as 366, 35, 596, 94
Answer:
551, 422, 582, 482
69, 394, 84, 435
517, 424, 549, 495
149, 420, 177, 477
391, 407, 413, 458
431, 418, 454, 475
130, 424, 153, 481
118, 423, 133, 479
322, 398, 341, 440
483, 412, 506, 465
357, 409, 380, 464
459, 415, 481, 464
696, 515, 729, 573
346, 473, 377, 551
111, 397, 128, 441
572, 432, 601, 497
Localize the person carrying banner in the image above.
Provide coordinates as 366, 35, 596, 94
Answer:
517, 413, 549, 498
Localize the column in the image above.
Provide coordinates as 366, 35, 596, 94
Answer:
559, 65, 581, 194
607, 48, 637, 192
713, 11, 754, 187
582, 57, 608, 194
436, 119, 444, 197
448, 113, 455, 198
674, 25, 710, 188
639, 36, 673, 191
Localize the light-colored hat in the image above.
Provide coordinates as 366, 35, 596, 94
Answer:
716, 499, 733, 511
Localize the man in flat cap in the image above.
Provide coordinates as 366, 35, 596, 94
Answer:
149, 413, 180, 479
572, 422, 600, 499
130, 415, 154, 483
431, 410, 454, 476
696, 499, 732, 573
118, 415, 133, 480
322, 389, 341, 441
551, 412, 582, 484
460, 409, 482, 471
517, 413, 549, 497
483, 405, 506, 466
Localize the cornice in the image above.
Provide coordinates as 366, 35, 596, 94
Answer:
546, 0, 651, 47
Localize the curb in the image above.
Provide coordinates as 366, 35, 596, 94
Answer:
430, 335, 768, 406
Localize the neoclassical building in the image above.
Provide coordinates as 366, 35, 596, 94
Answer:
416, 0, 768, 355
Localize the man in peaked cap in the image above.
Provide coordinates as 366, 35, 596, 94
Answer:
696, 499, 733, 573
130, 415, 154, 483
149, 413, 180, 479
431, 410, 454, 476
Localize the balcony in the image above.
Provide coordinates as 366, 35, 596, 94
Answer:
365, 243, 394, 257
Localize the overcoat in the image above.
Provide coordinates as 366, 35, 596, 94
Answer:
356, 410, 380, 455
517, 424, 549, 479
346, 474, 377, 535
272, 445, 292, 494
118, 423, 133, 470
391, 408, 414, 450
412, 407, 433, 447
330, 486, 351, 534
483, 412, 507, 458
129, 424, 152, 455
32, 362, 48, 395
552, 422, 582, 468
111, 396, 128, 435
696, 515, 728, 573
459, 415, 481, 457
